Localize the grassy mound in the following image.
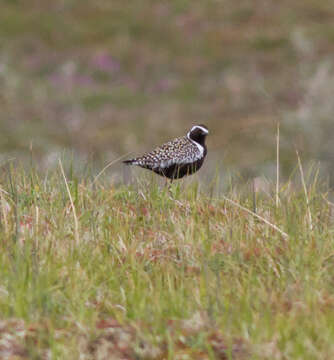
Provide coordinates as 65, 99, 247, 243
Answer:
0, 162, 333, 359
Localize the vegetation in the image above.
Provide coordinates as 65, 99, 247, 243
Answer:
1, 1, 334, 358
1, 0, 334, 179
0, 161, 333, 359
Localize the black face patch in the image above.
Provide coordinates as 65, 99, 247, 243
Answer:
188, 126, 208, 146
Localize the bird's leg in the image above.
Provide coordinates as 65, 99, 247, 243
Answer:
167, 178, 174, 195
164, 177, 173, 194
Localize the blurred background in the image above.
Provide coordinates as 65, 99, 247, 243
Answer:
1, 0, 334, 184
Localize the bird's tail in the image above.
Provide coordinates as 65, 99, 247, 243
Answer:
123, 159, 136, 165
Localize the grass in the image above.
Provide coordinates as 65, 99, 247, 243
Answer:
0, 161, 333, 359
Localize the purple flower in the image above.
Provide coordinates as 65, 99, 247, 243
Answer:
91, 53, 120, 73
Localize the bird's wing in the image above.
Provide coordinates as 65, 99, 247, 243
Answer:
148, 137, 201, 168
126, 136, 202, 169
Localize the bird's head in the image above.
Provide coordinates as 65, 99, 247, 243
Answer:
187, 125, 209, 145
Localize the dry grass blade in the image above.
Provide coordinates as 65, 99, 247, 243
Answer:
59, 159, 79, 246
219, 195, 289, 239
276, 122, 280, 208
92, 152, 132, 185
296, 150, 313, 231
0, 187, 10, 196
0, 190, 8, 235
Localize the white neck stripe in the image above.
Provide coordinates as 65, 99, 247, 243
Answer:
190, 125, 209, 134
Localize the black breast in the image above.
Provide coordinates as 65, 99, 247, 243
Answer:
153, 153, 206, 179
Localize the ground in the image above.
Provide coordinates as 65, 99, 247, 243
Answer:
0, 164, 333, 359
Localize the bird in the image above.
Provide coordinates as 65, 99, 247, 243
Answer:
123, 124, 209, 181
